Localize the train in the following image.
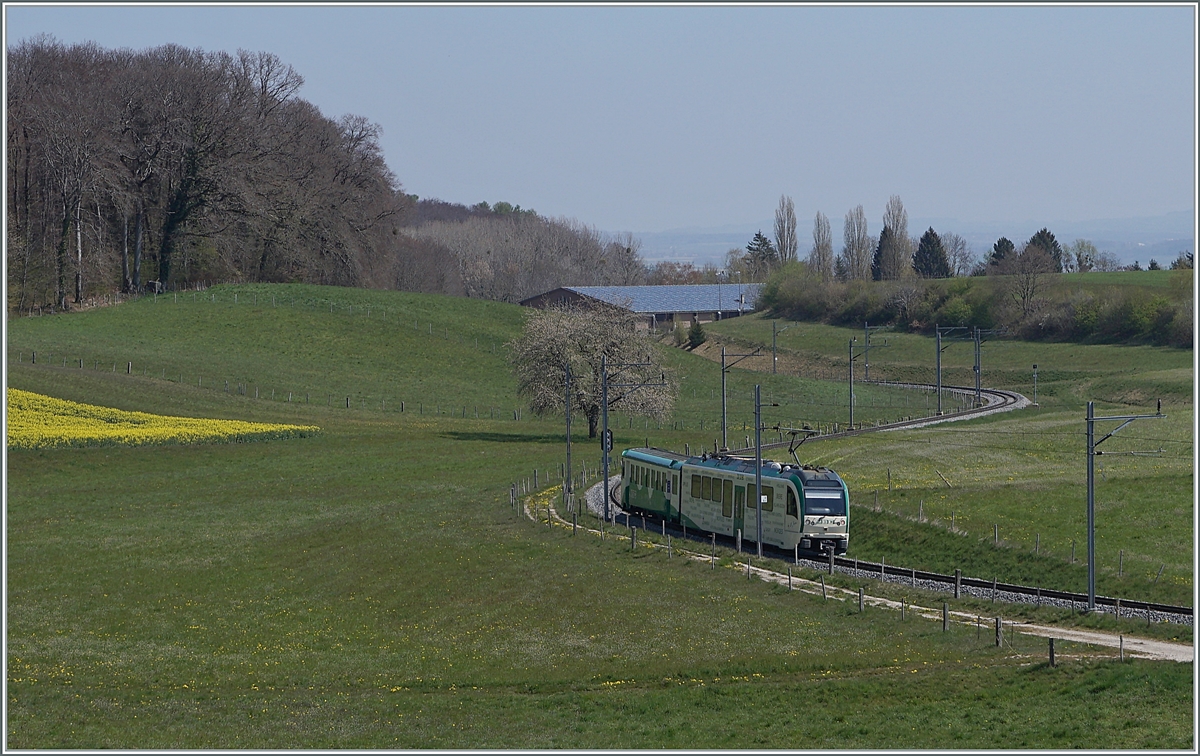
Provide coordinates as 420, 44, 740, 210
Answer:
618, 447, 849, 555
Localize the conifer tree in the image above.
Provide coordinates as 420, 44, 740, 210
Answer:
913, 227, 951, 278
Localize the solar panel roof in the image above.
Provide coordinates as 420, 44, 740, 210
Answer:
565, 284, 762, 314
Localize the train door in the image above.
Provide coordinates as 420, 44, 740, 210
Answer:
733, 484, 745, 540
673, 473, 682, 524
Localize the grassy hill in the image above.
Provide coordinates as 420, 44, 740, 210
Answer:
705, 313, 1193, 604
6, 284, 1192, 748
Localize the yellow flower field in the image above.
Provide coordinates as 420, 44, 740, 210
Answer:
6, 389, 320, 450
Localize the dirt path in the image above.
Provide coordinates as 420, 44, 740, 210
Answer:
552, 480, 1193, 663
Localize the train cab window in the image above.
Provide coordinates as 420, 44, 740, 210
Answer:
763, 485, 774, 512
786, 487, 799, 518
691, 475, 701, 498
702, 476, 712, 500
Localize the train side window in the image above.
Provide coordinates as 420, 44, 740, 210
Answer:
722, 479, 733, 509
722, 488, 733, 517
787, 487, 798, 518
702, 476, 712, 500
655, 470, 661, 490
713, 478, 723, 504
691, 475, 701, 498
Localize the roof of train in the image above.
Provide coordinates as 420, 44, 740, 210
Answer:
621, 447, 843, 486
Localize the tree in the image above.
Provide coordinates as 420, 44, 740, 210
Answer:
912, 227, 951, 278
995, 244, 1057, 316
871, 225, 891, 281
1148, 259, 1161, 271
773, 195, 797, 264
1170, 251, 1193, 270
1026, 227, 1063, 272
807, 211, 833, 281
6, 38, 415, 312
1065, 239, 1098, 273
839, 204, 872, 281
939, 232, 973, 277
508, 303, 676, 438
1093, 251, 1122, 272
876, 196, 912, 280
687, 319, 706, 349
745, 231, 778, 280
990, 237, 1015, 267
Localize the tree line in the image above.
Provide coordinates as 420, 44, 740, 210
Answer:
5, 37, 657, 314
6, 37, 421, 313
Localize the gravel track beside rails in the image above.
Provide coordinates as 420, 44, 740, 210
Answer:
518, 479, 1193, 662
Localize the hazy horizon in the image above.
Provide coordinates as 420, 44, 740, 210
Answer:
5, 3, 1195, 260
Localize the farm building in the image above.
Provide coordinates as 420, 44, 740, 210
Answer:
520, 284, 763, 330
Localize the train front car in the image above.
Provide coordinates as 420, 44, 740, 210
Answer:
792, 466, 849, 555
619, 448, 849, 556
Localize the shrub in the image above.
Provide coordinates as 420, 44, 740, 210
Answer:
1169, 300, 1193, 347
687, 320, 707, 349
936, 296, 973, 327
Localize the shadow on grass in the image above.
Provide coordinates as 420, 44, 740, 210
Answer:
442, 430, 585, 445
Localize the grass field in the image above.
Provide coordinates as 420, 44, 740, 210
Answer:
5, 283, 1194, 748
703, 313, 1193, 606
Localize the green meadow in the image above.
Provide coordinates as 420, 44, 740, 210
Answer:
5, 283, 1193, 748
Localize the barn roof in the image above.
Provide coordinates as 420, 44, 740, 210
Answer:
546, 284, 762, 314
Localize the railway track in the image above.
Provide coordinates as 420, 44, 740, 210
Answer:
537, 381, 1188, 627
594, 481, 1193, 626
727, 381, 1028, 453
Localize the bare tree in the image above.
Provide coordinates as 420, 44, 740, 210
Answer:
808, 211, 834, 281
878, 195, 913, 280
888, 283, 923, 324
508, 303, 676, 438
995, 244, 1057, 316
941, 231, 975, 277
839, 205, 872, 281
883, 194, 909, 242
774, 194, 798, 264
1093, 251, 1121, 272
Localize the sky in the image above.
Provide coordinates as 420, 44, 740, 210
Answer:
4, 3, 1197, 251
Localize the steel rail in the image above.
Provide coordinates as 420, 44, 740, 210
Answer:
608, 505, 1193, 620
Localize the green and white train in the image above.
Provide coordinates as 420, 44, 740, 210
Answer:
619, 447, 849, 555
